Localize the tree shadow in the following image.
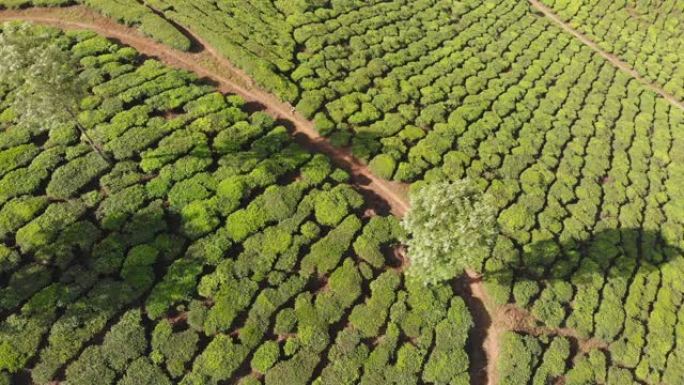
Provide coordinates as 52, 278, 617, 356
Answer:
484, 228, 680, 285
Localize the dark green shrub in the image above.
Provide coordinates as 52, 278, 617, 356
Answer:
100, 161, 143, 194
203, 274, 258, 335
185, 334, 249, 384
349, 272, 400, 337
532, 337, 570, 385
0, 245, 20, 273
301, 215, 362, 275
423, 297, 473, 383
146, 260, 203, 319
565, 350, 607, 385
300, 154, 331, 185
151, 320, 198, 378
64, 346, 116, 385
0, 143, 38, 177
215, 176, 247, 215
118, 357, 171, 385
252, 341, 280, 373
96, 185, 146, 230
0, 264, 51, 310
313, 188, 351, 227
120, 244, 159, 290
353, 216, 402, 268
368, 154, 397, 180
101, 309, 146, 371
0, 195, 48, 239
181, 199, 220, 239
214, 121, 264, 154
264, 351, 319, 385
316, 328, 367, 385
274, 309, 297, 335
498, 332, 542, 385
16, 199, 87, 256
47, 151, 110, 199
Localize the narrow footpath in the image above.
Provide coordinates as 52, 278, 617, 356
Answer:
0, 6, 505, 384
528, 0, 684, 111
459, 270, 502, 385
0, 6, 410, 216
4, 5, 630, 384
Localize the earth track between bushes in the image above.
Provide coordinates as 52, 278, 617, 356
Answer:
0, 6, 515, 385
528, 0, 684, 111
459, 270, 502, 385
0, 5, 410, 217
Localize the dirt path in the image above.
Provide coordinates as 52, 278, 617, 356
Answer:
0, 6, 410, 216
460, 270, 501, 385
528, 0, 684, 111
0, 6, 513, 384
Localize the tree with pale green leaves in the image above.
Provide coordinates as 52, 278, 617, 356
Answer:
0, 22, 109, 161
401, 179, 498, 285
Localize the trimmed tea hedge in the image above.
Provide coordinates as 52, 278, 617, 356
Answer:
0, 26, 473, 385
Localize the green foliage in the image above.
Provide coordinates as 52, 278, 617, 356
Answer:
0, 22, 108, 160
422, 297, 473, 383
96, 185, 146, 230
251, 341, 280, 373
0, 143, 38, 177
118, 357, 172, 385
301, 215, 362, 275
349, 272, 399, 337
532, 337, 570, 385
184, 334, 249, 385
83, 0, 190, 51
151, 320, 198, 378
499, 332, 543, 385
313, 185, 362, 227
15, 199, 87, 257
101, 309, 147, 371
368, 154, 397, 180
46, 151, 109, 199
264, 351, 319, 385
353, 216, 403, 268
8, 5, 682, 383
402, 179, 498, 284
0, 195, 48, 239
65, 346, 116, 385
0, 245, 20, 274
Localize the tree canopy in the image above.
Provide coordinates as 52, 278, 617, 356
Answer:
401, 179, 498, 285
0, 22, 107, 160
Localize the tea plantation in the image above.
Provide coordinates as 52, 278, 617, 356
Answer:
0, 26, 473, 385
1, 0, 684, 384
539, 0, 683, 101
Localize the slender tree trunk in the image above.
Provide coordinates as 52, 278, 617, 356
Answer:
68, 109, 111, 163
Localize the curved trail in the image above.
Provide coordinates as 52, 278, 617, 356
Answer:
462, 270, 501, 385
529, 0, 684, 111
0, 6, 505, 384
0, 6, 410, 216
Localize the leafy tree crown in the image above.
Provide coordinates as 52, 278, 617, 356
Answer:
0, 22, 107, 160
401, 179, 498, 285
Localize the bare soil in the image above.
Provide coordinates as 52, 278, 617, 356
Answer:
0, 6, 623, 384
462, 270, 502, 385
0, 6, 411, 216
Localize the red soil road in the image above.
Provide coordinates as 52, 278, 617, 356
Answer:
0, 6, 504, 385
464, 270, 502, 385
528, 0, 684, 111
2, 6, 624, 385
0, 6, 411, 216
